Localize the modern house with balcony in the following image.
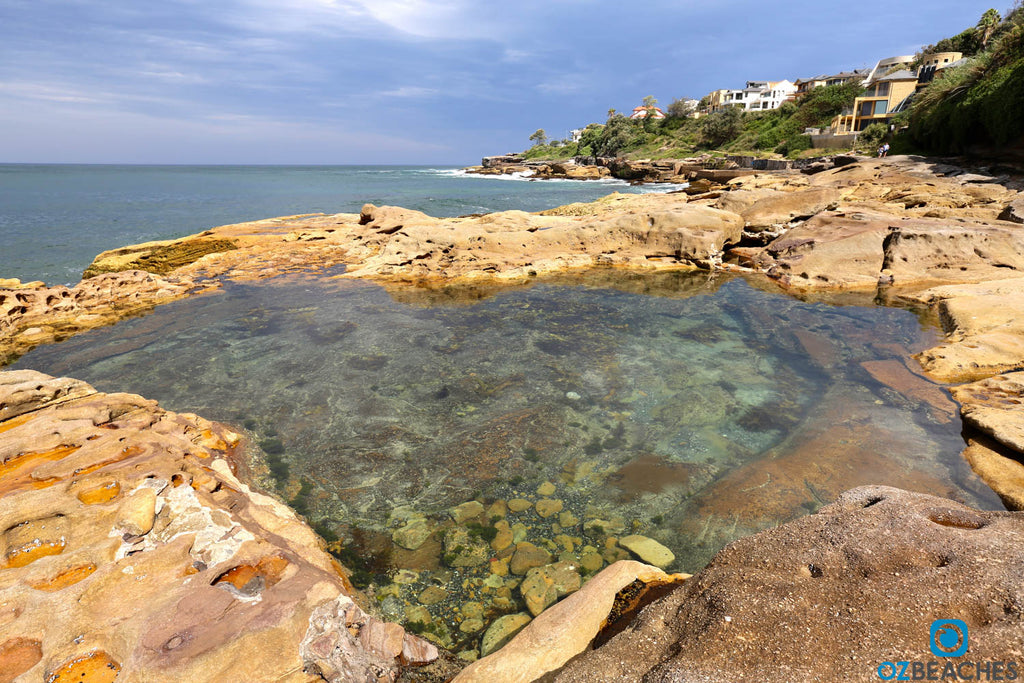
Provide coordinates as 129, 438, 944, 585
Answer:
830, 52, 964, 135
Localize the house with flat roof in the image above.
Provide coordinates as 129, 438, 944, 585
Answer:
704, 80, 797, 113
831, 51, 965, 134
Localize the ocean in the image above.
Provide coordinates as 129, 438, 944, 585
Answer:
0, 164, 676, 287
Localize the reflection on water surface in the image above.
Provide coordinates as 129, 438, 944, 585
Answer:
13, 269, 1002, 654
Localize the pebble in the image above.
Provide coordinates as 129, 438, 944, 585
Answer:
565, 391, 582, 401
537, 481, 557, 496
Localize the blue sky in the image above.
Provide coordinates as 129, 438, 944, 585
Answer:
0, 0, 999, 164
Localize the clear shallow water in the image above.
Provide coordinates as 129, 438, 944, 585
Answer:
12, 269, 1002, 654
0, 164, 668, 287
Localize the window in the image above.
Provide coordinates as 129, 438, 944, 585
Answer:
874, 100, 888, 116
875, 82, 890, 97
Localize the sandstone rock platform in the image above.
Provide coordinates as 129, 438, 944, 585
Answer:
0, 369, 440, 682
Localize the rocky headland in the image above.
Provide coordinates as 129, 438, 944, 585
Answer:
2, 155, 1024, 680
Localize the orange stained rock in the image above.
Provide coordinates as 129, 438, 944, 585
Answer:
5, 538, 67, 569
213, 555, 290, 593
0, 445, 79, 496
0, 637, 43, 680
0, 412, 35, 435
28, 563, 98, 592
76, 481, 121, 505
46, 650, 121, 683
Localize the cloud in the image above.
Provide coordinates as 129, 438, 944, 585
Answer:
376, 86, 440, 98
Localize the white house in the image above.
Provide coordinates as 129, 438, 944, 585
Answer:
707, 81, 797, 113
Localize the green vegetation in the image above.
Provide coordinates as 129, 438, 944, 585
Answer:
523, 81, 864, 162
909, 6, 1024, 153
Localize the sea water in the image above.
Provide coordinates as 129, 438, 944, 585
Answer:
0, 164, 673, 286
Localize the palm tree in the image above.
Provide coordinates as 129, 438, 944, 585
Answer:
977, 8, 1001, 48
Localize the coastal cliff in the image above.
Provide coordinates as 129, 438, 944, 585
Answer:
2, 155, 1024, 680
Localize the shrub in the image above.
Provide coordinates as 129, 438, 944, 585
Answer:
699, 107, 743, 147
859, 123, 889, 148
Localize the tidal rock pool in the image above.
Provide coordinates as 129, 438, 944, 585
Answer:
13, 269, 1002, 656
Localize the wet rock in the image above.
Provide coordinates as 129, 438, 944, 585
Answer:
510, 542, 552, 576
491, 520, 513, 552
951, 372, 1024, 455
537, 481, 557, 496
535, 498, 564, 518
550, 486, 1024, 682
520, 561, 582, 616
508, 499, 532, 513
579, 550, 604, 573
557, 510, 578, 527
392, 517, 434, 551
451, 500, 485, 523
962, 439, 1024, 511
618, 535, 675, 569
479, 613, 532, 658
460, 618, 485, 634
443, 527, 491, 567
418, 586, 448, 605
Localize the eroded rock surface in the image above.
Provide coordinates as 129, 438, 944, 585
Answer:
0, 369, 437, 681
549, 486, 1024, 682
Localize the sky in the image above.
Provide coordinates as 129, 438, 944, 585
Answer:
0, 0, 1003, 165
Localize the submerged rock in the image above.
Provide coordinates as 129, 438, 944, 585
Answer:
617, 535, 675, 569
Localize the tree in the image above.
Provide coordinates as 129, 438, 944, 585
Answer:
642, 95, 658, 108
528, 129, 548, 147
607, 108, 617, 120
699, 107, 743, 147
793, 82, 864, 128
666, 97, 696, 119
978, 8, 1002, 47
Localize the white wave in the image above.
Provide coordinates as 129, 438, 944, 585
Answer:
427, 167, 633, 186
638, 182, 690, 194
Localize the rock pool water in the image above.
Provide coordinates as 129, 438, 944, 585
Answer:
12, 269, 1003, 656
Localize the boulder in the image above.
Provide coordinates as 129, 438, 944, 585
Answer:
617, 535, 675, 569
998, 196, 1024, 224
739, 187, 840, 232
550, 486, 1024, 682
752, 209, 892, 289
479, 613, 531, 658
